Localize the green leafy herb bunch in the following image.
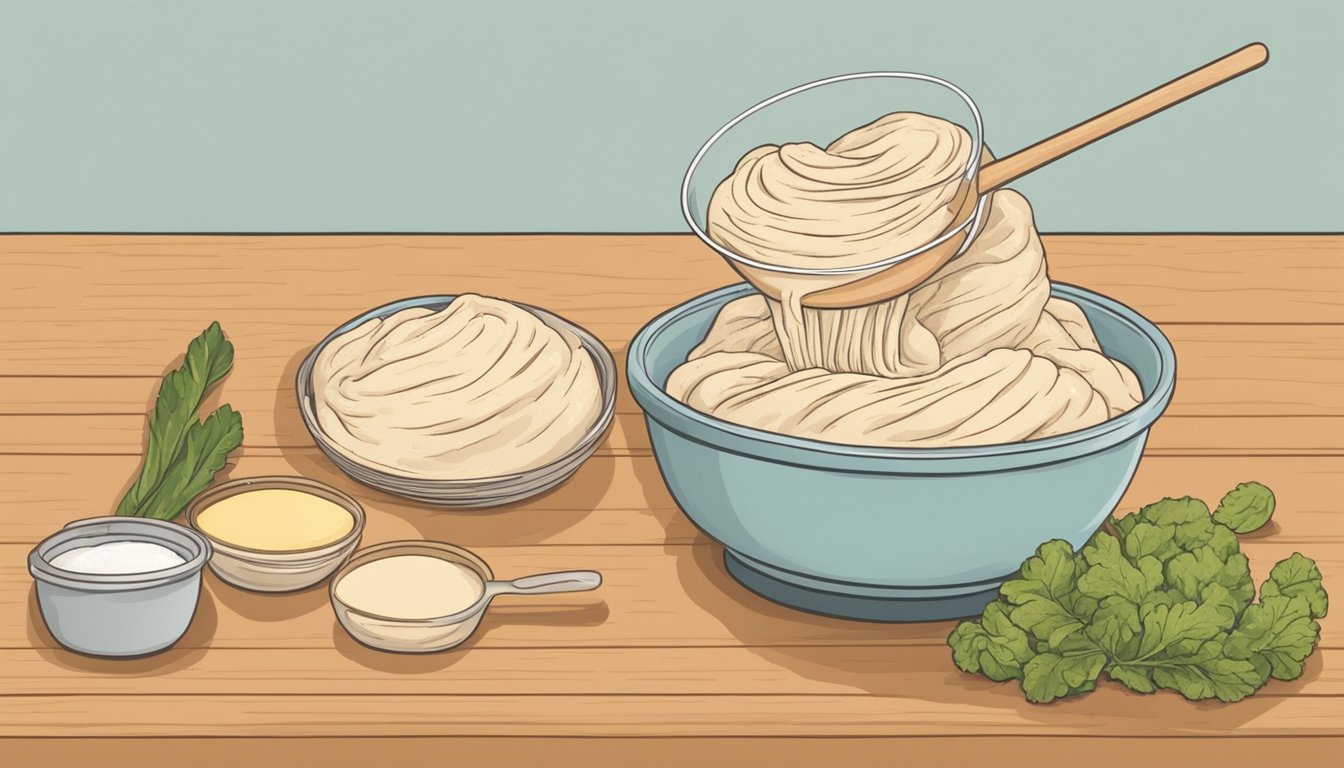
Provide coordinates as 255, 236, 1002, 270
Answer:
948, 483, 1327, 703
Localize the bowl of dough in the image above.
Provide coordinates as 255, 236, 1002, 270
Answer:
298, 294, 616, 507
628, 82, 1175, 621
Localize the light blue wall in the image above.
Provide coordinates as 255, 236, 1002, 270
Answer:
1, 0, 1337, 232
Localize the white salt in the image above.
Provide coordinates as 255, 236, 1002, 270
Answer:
49, 540, 186, 575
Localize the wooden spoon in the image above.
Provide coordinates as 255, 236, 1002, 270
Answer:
773, 43, 1269, 309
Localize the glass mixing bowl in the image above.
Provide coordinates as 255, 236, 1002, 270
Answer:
681, 71, 992, 304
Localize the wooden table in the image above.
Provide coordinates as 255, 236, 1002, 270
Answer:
2, 234, 1340, 765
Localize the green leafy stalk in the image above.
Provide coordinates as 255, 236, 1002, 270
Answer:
948, 483, 1328, 704
116, 322, 240, 519
130, 405, 244, 521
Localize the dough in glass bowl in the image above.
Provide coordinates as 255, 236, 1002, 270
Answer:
310, 294, 603, 479
668, 112, 1142, 448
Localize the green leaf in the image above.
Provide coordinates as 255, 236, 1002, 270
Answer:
1165, 546, 1255, 617
1000, 540, 1089, 646
1107, 663, 1157, 694
1201, 584, 1247, 629
116, 322, 234, 517
1062, 590, 1100, 624
1129, 497, 1229, 561
1133, 591, 1234, 659
1147, 639, 1265, 702
1009, 598, 1084, 650
1002, 540, 1080, 602
1172, 516, 1217, 554
948, 602, 1033, 682
1136, 497, 1211, 528
1226, 595, 1321, 681
1077, 533, 1163, 603
1113, 512, 1140, 538
1122, 522, 1179, 563
1117, 592, 1261, 702
1021, 649, 1107, 703
1206, 524, 1241, 561
1085, 596, 1141, 657
131, 405, 244, 521
1260, 554, 1328, 619
1213, 482, 1276, 533
1140, 590, 1181, 611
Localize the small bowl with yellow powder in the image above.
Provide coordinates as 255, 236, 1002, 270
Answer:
186, 476, 365, 592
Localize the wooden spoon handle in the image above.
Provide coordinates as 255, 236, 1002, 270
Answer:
977, 43, 1268, 192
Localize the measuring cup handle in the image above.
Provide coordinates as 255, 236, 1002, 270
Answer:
509, 570, 602, 595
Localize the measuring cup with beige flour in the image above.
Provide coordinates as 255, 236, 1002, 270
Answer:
330, 541, 601, 653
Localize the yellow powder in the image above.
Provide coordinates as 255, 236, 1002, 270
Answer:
196, 488, 354, 551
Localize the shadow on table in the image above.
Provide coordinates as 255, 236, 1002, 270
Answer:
629, 457, 1317, 728
272, 344, 616, 546
1236, 519, 1283, 539
25, 584, 216, 675
207, 571, 330, 622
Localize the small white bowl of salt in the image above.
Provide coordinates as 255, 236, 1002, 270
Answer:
28, 517, 212, 657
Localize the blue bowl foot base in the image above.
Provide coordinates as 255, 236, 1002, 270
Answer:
723, 550, 1001, 623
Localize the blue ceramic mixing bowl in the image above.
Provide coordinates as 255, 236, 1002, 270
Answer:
627, 282, 1176, 621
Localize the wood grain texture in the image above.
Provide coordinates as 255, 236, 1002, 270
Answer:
1, 234, 1341, 755
4, 644, 1340, 696
1, 692, 1340, 737
4, 737, 1341, 768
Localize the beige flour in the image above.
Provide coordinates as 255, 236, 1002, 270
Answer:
667, 113, 1142, 447
335, 555, 484, 619
311, 294, 602, 479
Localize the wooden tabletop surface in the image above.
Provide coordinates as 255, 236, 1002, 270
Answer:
1, 234, 1340, 765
